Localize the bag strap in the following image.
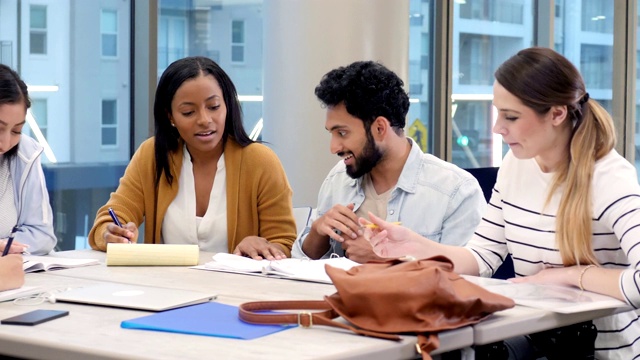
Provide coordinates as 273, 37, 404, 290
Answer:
238, 300, 401, 341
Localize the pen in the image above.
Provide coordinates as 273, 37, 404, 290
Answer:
364, 222, 401, 229
108, 207, 130, 243
2, 226, 18, 257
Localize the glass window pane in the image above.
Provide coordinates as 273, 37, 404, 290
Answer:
231, 45, 244, 62
30, 5, 47, 29
158, 0, 263, 136
30, 33, 46, 54
557, 1, 613, 114
451, 0, 533, 168
407, 0, 433, 154
232, 20, 244, 43
101, 127, 117, 146
101, 10, 118, 34
31, 99, 48, 127
102, 34, 117, 57
102, 100, 117, 125
2, 1, 132, 250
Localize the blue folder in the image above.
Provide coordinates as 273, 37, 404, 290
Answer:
121, 302, 294, 340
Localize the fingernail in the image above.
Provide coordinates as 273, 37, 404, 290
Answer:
351, 232, 357, 239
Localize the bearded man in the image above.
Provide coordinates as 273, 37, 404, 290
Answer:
292, 61, 486, 263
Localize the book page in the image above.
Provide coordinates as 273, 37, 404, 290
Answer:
462, 275, 630, 313
23, 255, 100, 273
106, 244, 199, 266
197, 254, 358, 284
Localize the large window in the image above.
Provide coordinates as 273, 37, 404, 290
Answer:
451, 0, 534, 169
407, 0, 433, 154
158, 0, 264, 138
101, 9, 118, 58
29, 5, 47, 55
0, 0, 131, 251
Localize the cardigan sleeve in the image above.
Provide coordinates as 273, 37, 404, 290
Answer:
239, 144, 296, 256
88, 139, 155, 251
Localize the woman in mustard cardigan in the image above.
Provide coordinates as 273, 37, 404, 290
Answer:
89, 56, 296, 259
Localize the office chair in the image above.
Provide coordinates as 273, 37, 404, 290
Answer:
464, 167, 514, 280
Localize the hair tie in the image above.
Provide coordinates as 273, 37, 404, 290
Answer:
579, 92, 590, 106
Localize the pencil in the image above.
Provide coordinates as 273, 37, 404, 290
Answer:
363, 222, 401, 229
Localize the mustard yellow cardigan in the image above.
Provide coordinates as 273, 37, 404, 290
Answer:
89, 137, 296, 256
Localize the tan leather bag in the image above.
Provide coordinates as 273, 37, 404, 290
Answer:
239, 256, 515, 359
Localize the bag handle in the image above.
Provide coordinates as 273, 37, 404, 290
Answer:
239, 300, 439, 360
238, 300, 401, 341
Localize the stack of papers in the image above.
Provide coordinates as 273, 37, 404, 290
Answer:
0, 286, 42, 302
462, 275, 630, 313
193, 253, 359, 284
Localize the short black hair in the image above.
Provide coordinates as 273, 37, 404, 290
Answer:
314, 61, 409, 131
153, 56, 252, 186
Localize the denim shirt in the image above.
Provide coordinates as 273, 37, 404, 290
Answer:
292, 138, 486, 259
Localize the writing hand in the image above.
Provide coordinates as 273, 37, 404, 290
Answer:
103, 222, 138, 244
311, 203, 361, 242
233, 236, 286, 260
0, 239, 29, 255
0, 254, 25, 290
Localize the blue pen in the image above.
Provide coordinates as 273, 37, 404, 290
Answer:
108, 207, 130, 242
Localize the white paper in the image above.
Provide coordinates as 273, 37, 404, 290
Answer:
462, 275, 629, 313
0, 286, 42, 302
22, 255, 100, 273
194, 253, 359, 284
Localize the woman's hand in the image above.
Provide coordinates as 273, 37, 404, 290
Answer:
234, 236, 286, 260
0, 239, 29, 254
0, 254, 25, 291
361, 213, 426, 258
102, 222, 138, 245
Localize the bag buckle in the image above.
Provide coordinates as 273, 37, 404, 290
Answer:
297, 311, 313, 328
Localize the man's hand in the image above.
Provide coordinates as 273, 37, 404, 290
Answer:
312, 203, 361, 242
342, 235, 383, 263
302, 203, 362, 259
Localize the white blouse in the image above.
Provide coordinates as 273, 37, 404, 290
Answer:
162, 146, 228, 253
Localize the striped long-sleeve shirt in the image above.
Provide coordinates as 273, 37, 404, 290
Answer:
466, 149, 640, 360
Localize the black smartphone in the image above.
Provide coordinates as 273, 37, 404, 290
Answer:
1, 310, 69, 326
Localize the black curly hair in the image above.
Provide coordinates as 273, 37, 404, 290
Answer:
314, 61, 409, 133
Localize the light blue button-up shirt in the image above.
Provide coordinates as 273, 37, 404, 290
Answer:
292, 138, 486, 259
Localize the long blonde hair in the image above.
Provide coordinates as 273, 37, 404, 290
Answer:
495, 47, 616, 266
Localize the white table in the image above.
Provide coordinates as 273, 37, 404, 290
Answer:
0, 250, 474, 359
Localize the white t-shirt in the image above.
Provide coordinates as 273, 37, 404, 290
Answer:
162, 146, 228, 253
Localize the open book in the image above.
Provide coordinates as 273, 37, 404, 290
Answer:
462, 275, 630, 314
23, 255, 100, 273
192, 253, 359, 284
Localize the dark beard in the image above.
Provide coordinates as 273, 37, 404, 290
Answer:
345, 130, 383, 179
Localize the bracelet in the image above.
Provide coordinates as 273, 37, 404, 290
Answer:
579, 264, 596, 292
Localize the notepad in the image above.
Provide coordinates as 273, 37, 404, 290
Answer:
22, 255, 100, 273
121, 302, 294, 339
0, 286, 42, 302
106, 243, 199, 266
193, 253, 359, 284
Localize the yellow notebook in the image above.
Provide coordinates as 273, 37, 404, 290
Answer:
106, 244, 199, 266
